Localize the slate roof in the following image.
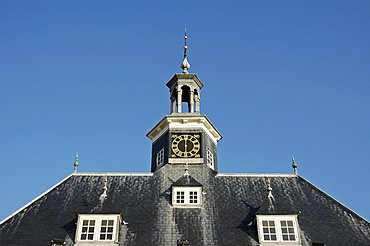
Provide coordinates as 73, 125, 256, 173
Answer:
1, 164, 369, 246
172, 174, 203, 187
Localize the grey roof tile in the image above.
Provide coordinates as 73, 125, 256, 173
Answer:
0, 171, 369, 246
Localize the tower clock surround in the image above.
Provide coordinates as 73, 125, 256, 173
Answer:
147, 114, 222, 171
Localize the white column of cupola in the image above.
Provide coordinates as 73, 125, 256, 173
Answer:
169, 84, 201, 114
176, 88, 182, 113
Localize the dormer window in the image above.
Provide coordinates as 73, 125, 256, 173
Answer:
75, 214, 121, 244
171, 171, 203, 208
172, 187, 202, 207
256, 215, 300, 245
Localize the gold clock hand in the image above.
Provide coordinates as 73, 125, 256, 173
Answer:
184, 136, 188, 152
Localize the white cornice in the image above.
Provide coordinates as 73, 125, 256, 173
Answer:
216, 173, 298, 177
147, 115, 222, 144
166, 74, 204, 90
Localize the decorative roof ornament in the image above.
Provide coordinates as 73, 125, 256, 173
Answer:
184, 163, 190, 176
100, 176, 108, 199
73, 152, 79, 173
267, 181, 274, 199
267, 180, 275, 211
181, 26, 191, 74
292, 155, 298, 175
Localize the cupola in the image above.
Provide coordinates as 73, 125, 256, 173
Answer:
147, 29, 222, 173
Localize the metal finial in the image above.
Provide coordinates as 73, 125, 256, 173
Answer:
267, 180, 275, 210
100, 176, 108, 199
292, 155, 298, 175
267, 181, 273, 198
183, 25, 188, 57
184, 163, 190, 176
181, 25, 190, 73
73, 152, 79, 173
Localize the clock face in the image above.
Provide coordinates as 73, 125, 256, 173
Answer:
171, 134, 201, 158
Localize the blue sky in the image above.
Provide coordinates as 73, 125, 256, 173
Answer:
1, 1, 369, 222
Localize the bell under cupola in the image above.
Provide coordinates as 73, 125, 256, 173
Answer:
147, 30, 222, 173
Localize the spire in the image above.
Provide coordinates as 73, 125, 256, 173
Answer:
73, 152, 79, 173
292, 155, 298, 175
181, 26, 190, 74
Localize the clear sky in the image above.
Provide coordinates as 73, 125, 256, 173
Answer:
1, 1, 369, 222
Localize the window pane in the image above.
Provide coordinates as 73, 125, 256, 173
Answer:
207, 150, 214, 168
156, 149, 164, 166
176, 191, 185, 203
189, 191, 198, 204
80, 219, 95, 241
100, 219, 115, 241
262, 220, 277, 241
280, 220, 296, 241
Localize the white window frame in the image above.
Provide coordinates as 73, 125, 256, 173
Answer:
75, 214, 121, 243
156, 148, 164, 166
172, 187, 202, 207
206, 149, 214, 169
256, 215, 300, 244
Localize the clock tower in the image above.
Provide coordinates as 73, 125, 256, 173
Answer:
147, 31, 222, 172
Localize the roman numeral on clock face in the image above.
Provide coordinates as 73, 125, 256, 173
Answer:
171, 134, 201, 158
